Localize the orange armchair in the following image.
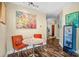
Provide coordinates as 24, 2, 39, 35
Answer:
12, 35, 28, 56
34, 34, 42, 39
34, 34, 43, 45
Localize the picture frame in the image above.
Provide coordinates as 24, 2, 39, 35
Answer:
16, 11, 36, 29
0, 2, 6, 25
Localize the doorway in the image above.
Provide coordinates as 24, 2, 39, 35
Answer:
52, 25, 55, 36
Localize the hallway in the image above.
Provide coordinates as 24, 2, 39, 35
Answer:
0, 2, 79, 57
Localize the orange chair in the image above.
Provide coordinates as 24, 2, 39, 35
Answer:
12, 35, 28, 56
34, 34, 43, 46
34, 34, 42, 39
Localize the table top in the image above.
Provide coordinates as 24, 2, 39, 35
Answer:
22, 38, 44, 45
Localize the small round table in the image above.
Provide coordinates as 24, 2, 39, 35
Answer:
22, 38, 44, 57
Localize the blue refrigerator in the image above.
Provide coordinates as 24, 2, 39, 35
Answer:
63, 25, 76, 53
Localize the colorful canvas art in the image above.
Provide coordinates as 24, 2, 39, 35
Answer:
16, 11, 36, 29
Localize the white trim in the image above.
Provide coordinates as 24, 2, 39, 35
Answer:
59, 41, 63, 48
75, 50, 79, 54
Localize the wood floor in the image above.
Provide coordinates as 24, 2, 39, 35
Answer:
8, 45, 78, 57
8, 37, 78, 57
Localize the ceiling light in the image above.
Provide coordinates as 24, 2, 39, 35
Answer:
26, 2, 39, 8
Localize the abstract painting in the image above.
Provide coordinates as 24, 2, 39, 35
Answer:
16, 11, 36, 29
65, 12, 79, 28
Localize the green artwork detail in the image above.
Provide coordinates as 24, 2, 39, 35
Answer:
65, 12, 79, 28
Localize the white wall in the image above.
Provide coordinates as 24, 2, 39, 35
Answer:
47, 18, 55, 35
0, 23, 6, 56
57, 11, 64, 47
76, 28, 79, 53
6, 3, 47, 54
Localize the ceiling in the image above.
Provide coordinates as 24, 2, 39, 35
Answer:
11, 2, 78, 17
33, 2, 78, 17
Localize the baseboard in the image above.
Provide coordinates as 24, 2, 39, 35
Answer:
59, 41, 63, 48
75, 50, 79, 54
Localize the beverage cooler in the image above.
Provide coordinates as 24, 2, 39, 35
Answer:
63, 25, 76, 53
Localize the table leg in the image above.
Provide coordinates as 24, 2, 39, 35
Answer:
33, 44, 35, 57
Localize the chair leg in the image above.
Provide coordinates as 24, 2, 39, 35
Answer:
14, 49, 19, 57
13, 49, 20, 57
33, 44, 35, 57
26, 47, 27, 51
19, 49, 24, 57
18, 52, 19, 57
20, 49, 24, 57
14, 49, 15, 53
41, 45, 44, 49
